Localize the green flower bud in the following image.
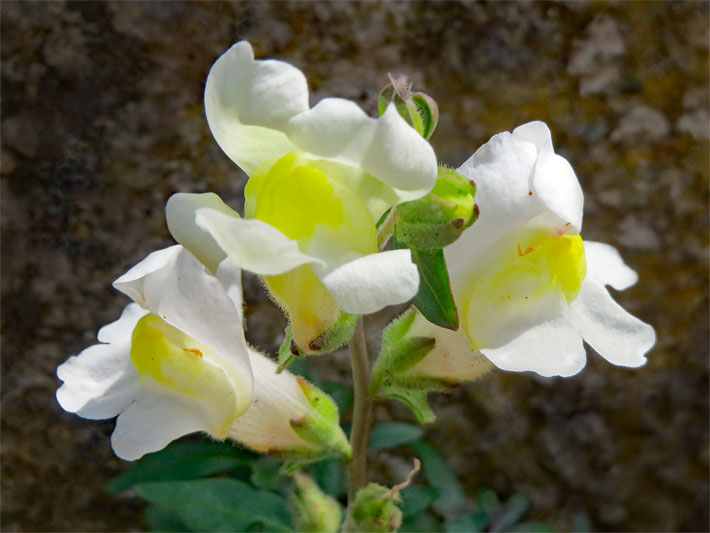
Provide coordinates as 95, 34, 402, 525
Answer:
377, 74, 439, 140
343, 484, 402, 533
395, 166, 478, 250
343, 459, 421, 533
290, 472, 342, 533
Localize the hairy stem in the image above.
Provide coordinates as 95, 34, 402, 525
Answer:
348, 316, 373, 504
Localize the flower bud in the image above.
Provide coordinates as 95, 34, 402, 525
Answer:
228, 351, 351, 463
370, 308, 491, 423
377, 74, 439, 140
290, 472, 342, 533
343, 483, 403, 533
394, 166, 478, 250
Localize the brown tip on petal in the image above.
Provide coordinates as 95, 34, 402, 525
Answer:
451, 218, 464, 229
473, 204, 480, 216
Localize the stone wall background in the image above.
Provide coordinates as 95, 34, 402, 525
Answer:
1, 2, 707, 531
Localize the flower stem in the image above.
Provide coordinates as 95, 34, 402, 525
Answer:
348, 316, 372, 504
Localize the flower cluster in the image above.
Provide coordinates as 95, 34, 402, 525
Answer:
57, 40, 654, 474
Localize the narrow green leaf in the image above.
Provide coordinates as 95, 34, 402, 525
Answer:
134, 478, 293, 532
445, 512, 490, 533
408, 246, 459, 330
400, 485, 440, 517
492, 493, 530, 531
409, 441, 466, 514
369, 422, 423, 450
143, 505, 190, 532
106, 440, 257, 493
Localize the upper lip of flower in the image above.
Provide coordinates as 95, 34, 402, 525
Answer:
204, 40, 438, 203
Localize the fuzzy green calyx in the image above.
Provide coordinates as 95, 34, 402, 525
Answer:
343, 484, 403, 533
394, 166, 477, 250
290, 472, 342, 533
377, 74, 439, 140
288, 378, 352, 461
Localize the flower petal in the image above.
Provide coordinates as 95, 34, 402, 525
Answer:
97, 302, 149, 344
405, 311, 492, 381
286, 100, 437, 201
583, 240, 639, 290
195, 207, 323, 275
513, 122, 584, 234
570, 280, 655, 367
111, 390, 206, 461
166, 193, 241, 273
228, 350, 313, 453
318, 249, 419, 314
204, 41, 307, 174
452, 131, 540, 259
114, 246, 253, 416
480, 313, 586, 377
57, 306, 145, 420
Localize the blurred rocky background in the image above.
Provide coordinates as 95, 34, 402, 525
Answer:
1, 1, 707, 531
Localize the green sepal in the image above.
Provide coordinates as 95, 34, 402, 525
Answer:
290, 472, 342, 533
370, 309, 437, 424
377, 75, 439, 140
399, 243, 459, 331
297, 377, 339, 426
343, 483, 403, 533
378, 387, 435, 425
395, 167, 477, 251
307, 311, 358, 355
288, 378, 352, 462
277, 325, 301, 373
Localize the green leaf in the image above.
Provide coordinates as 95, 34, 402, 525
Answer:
407, 246, 459, 330
400, 485, 440, 517
106, 439, 257, 493
492, 493, 530, 531
250, 457, 288, 492
445, 512, 489, 533
508, 521, 556, 532
310, 459, 347, 499
369, 422, 423, 450
409, 441, 466, 514
144, 505, 190, 532
134, 478, 294, 532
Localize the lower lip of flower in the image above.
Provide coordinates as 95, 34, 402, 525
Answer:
460, 229, 586, 349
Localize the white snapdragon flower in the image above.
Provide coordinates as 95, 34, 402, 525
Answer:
56, 246, 349, 461
404, 121, 655, 378
167, 41, 438, 353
